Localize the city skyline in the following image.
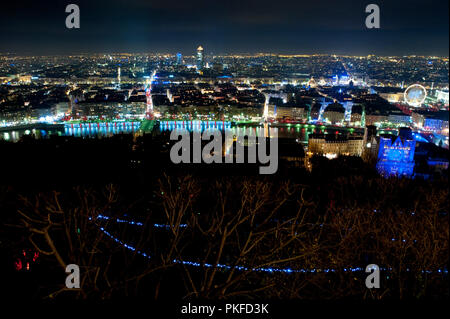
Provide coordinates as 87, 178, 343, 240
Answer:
0, 0, 448, 56
1, 51, 449, 58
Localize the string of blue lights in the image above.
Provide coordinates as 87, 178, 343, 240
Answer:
93, 215, 419, 243
91, 215, 188, 228
93, 216, 448, 275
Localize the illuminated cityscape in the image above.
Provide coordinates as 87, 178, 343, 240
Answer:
0, 0, 448, 312
1, 52, 448, 171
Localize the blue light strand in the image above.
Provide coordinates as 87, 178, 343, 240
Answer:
91, 215, 188, 228
93, 215, 420, 244
95, 223, 448, 276
99, 226, 150, 258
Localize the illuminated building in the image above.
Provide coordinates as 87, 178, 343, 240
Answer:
308, 134, 364, 158
388, 113, 412, 126
350, 104, 366, 127
362, 125, 378, 161
322, 103, 345, 124
145, 70, 156, 118
176, 52, 183, 65
379, 92, 404, 103
365, 114, 388, 126
307, 77, 317, 88
117, 66, 121, 89
436, 90, 449, 104
413, 110, 449, 132
276, 107, 304, 120
376, 128, 415, 177
263, 92, 285, 121
196, 46, 204, 71
166, 89, 174, 103
424, 118, 447, 132
18, 75, 32, 83
411, 111, 425, 128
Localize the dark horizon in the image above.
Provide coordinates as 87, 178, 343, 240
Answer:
0, 0, 448, 57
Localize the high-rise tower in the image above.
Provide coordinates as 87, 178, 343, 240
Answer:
145, 70, 156, 119
117, 66, 121, 89
196, 46, 204, 71
176, 52, 183, 65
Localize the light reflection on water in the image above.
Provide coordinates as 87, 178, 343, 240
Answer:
158, 120, 323, 144
1, 122, 141, 142
1, 129, 51, 143
2, 120, 346, 144
64, 121, 141, 137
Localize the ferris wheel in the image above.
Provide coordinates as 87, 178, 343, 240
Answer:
404, 84, 427, 107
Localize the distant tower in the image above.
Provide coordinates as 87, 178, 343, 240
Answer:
361, 105, 366, 127
166, 89, 173, 103
196, 46, 204, 71
176, 53, 183, 65
307, 103, 312, 122
68, 94, 75, 115
117, 66, 121, 89
307, 77, 317, 89
263, 93, 270, 121
145, 70, 156, 118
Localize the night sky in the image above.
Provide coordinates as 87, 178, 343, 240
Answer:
0, 0, 448, 56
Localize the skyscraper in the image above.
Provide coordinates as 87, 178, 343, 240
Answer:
117, 66, 121, 89
176, 52, 183, 65
196, 46, 204, 71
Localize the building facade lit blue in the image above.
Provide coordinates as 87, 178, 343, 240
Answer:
424, 118, 446, 132
376, 135, 415, 177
